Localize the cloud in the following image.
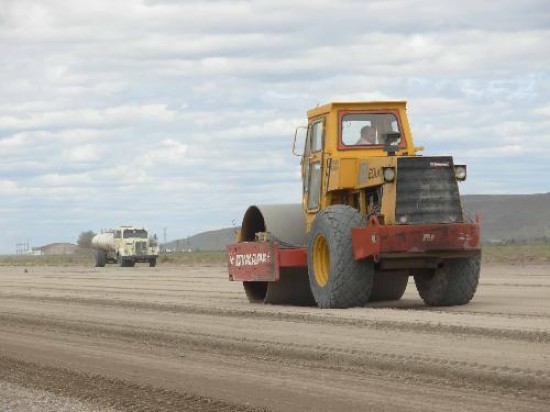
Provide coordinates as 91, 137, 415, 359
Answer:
0, 0, 548, 252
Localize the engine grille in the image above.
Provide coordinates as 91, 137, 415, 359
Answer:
395, 156, 463, 224
135, 241, 147, 255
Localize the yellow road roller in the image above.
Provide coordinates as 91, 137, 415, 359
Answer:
227, 101, 481, 308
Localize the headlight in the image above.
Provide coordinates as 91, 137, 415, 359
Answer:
454, 165, 467, 181
383, 167, 396, 182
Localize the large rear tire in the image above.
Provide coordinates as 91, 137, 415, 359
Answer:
307, 205, 373, 308
414, 255, 480, 306
370, 270, 409, 302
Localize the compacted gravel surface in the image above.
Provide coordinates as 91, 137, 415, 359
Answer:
0, 263, 548, 411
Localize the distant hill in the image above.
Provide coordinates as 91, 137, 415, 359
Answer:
164, 194, 550, 250
462, 193, 550, 242
163, 227, 238, 252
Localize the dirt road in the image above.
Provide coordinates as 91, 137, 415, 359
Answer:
0, 263, 548, 411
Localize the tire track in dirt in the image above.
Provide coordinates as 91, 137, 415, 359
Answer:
0, 284, 237, 295
481, 281, 550, 288
2, 312, 549, 402
0, 355, 266, 412
2, 265, 550, 411
1, 293, 548, 343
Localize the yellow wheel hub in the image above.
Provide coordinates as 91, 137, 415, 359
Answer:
313, 234, 330, 287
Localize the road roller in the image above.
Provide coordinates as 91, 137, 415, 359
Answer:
226, 101, 481, 308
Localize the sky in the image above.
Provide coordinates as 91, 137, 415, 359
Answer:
1, 0, 549, 253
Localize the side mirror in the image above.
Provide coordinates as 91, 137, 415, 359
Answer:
383, 132, 401, 155
292, 126, 308, 157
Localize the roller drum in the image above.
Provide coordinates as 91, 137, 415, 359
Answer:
239, 204, 314, 305
239, 204, 306, 246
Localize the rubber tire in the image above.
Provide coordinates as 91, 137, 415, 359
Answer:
307, 205, 374, 308
94, 251, 107, 268
370, 271, 409, 302
414, 255, 481, 306
149, 258, 157, 267
117, 254, 127, 267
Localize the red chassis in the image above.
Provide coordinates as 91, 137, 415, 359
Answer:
352, 215, 481, 264
227, 217, 480, 282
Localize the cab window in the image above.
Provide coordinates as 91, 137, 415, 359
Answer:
307, 162, 322, 210
305, 121, 323, 155
122, 229, 147, 239
341, 113, 400, 146
304, 120, 323, 209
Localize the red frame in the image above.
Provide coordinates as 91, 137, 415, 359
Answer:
337, 109, 407, 151
227, 242, 307, 282
352, 216, 481, 262
227, 218, 481, 283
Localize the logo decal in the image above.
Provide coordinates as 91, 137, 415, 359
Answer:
429, 161, 449, 167
422, 234, 435, 242
229, 252, 271, 267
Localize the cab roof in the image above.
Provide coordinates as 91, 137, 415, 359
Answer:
307, 101, 407, 119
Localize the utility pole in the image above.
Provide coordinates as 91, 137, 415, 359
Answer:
16, 239, 30, 255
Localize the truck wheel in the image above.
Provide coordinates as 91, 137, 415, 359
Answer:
94, 251, 107, 268
117, 254, 127, 267
307, 205, 373, 308
414, 255, 480, 306
369, 271, 409, 302
149, 258, 157, 267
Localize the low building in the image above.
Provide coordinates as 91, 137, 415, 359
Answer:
37, 243, 79, 255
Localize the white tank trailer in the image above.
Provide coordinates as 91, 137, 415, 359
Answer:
92, 226, 159, 267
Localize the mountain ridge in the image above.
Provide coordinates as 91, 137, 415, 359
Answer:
163, 193, 550, 251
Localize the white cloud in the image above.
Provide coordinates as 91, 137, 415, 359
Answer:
0, 0, 548, 252
534, 104, 550, 116
0, 104, 177, 130
64, 144, 101, 162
